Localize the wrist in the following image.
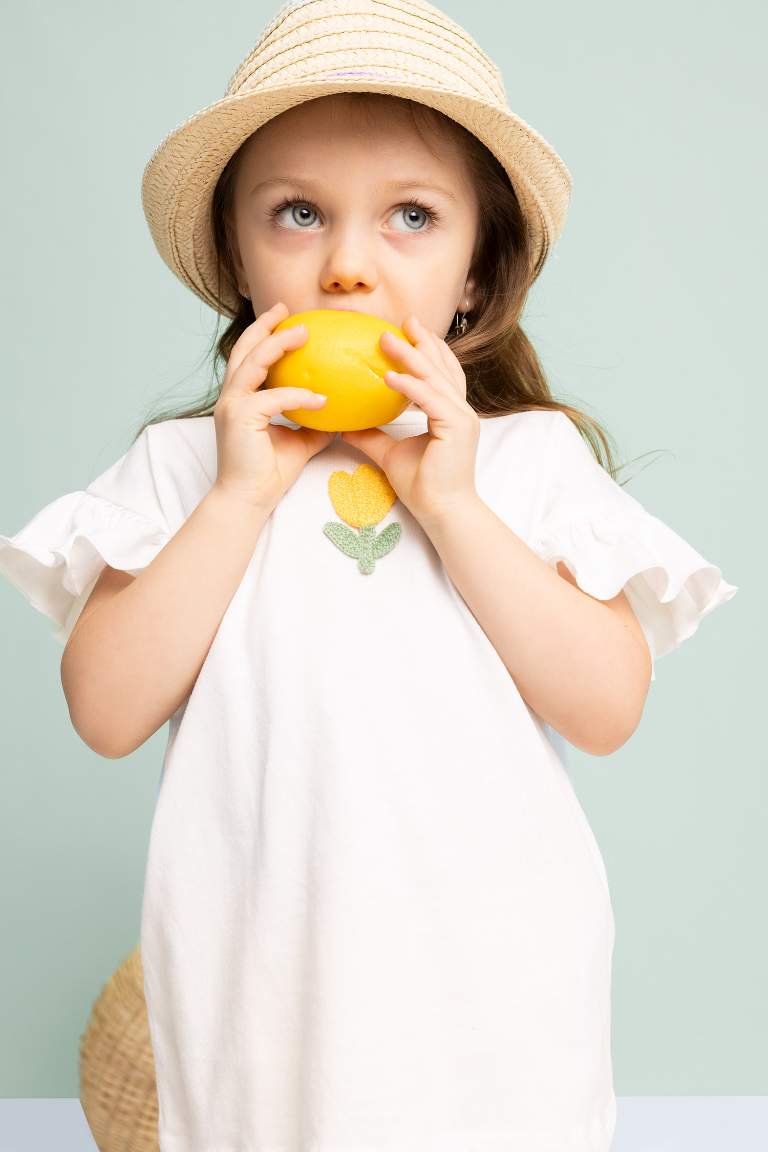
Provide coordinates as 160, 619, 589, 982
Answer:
417, 490, 484, 536
206, 482, 276, 522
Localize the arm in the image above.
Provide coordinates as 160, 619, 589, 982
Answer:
60, 486, 271, 759
420, 494, 653, 756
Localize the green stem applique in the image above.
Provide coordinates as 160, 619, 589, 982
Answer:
323, 520, 402, 574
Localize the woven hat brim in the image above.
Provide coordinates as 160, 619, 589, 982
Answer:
141, 77, 572, 317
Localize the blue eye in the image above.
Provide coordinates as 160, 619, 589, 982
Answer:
266, 193, 441, 232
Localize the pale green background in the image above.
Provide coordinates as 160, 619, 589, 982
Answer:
0, 0, 761, 1098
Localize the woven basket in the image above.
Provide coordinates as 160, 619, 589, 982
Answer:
79, 945, 159, 1152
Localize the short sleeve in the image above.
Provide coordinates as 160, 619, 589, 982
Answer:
533, 412, 739, 681
0, 425, 173, 647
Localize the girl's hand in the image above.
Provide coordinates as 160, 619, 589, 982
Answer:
341, 314, 480, 524
212, 301, 334, 513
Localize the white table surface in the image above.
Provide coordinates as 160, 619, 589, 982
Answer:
0, 1097, 766, 1151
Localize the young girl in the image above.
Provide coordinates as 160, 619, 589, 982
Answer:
0, 1, 738, 1150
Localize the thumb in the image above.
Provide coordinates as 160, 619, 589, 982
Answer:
340, 427, 392, 466
303, 428, 336, 457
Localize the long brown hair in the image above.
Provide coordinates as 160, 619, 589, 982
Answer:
135, 93, 655, 485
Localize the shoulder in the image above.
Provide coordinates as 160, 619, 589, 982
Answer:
474, 408, 567, 479
141, 413, 214, 449
473, 409, 564, 534
478, 407, 566, 457
141, 415, 216, 484
479, 407, 561, 435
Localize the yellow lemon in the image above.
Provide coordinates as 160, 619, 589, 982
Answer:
264, 308, 413, 431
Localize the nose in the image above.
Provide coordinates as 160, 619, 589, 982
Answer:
323, 267, 373, 294
320, 230, 377, 295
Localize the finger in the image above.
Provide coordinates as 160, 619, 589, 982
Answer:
266, 386, 328, 415
226, 324, 308, 399
408, 316, 466, 392
340, 426, 396, 469
428, 332, 465, 393
380, 330, 455, 401
384, 370, 463, 424
223, 301, 292, 386
220, 386, 328, 421
435, 332, 465, 382
399, 315, 444, 374
402, 315, 466, 397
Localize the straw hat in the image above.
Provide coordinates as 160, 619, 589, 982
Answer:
79, 946, 159, 1152
141, 0, 572, 318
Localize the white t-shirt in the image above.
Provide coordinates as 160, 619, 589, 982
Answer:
0, 407, 738, 1152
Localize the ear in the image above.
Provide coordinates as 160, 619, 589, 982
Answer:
463, 274, 477, 313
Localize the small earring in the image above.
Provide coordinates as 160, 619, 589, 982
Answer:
453, 306, 469, 336
241, 287, 251, 300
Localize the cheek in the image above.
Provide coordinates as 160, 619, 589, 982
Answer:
260, 233, 320, 267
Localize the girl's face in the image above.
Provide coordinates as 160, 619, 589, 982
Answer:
230, 95, 479, 370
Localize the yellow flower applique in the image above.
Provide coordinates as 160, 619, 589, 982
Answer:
323, 463, 402, 574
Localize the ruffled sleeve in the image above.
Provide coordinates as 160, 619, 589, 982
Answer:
0, 425, 173, 647
532, 412, 739, 681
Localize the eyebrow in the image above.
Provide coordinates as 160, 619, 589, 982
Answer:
248, 175, 459, 203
